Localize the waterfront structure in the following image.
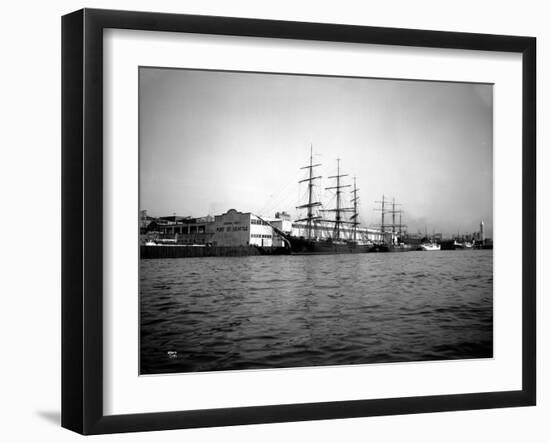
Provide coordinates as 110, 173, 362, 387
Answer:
142, 147, 390, 250
144, 209, 293, 247
146, 215, 215, 244
143, 207, 386, 248
211, 209, 292, 247
142, 148, 399, 250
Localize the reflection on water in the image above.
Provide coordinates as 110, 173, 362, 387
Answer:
140, 251, 492, 374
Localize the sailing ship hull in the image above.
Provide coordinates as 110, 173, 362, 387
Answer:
287, 237, 415, 255
288, 237, 371, 254
369, 244, 389, 253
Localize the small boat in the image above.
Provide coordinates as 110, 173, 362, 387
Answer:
420, 242, 441, 251
454, 240, 473, 250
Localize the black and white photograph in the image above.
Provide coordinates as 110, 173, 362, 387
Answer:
139, 67, 494, 375
1, 0, 545, 438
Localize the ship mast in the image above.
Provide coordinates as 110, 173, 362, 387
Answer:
295, 144, 322, 240
350, 176, 360, 242
392, 198, 396, 234
374, 195, 387, 244
397, 210, 407, 238
323, 158, 353, 240
375, 196, 406, 244
388, 198, 402, 245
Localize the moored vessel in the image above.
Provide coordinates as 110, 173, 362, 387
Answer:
454, 240, 473, 249
279, 147, 373, 254
372, 195, 413, 253
419, 242, 441, 251
258, 147, 414, 255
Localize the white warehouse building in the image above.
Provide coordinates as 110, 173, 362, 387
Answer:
211, 209, 292, 247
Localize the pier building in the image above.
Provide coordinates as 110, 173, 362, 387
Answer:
211, 209, 293, 247
145, 215, 215, 245
143, 208, 387, 247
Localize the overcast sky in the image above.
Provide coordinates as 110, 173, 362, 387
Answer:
139, 67, 493, 236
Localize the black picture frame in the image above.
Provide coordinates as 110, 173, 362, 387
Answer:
62, 8, 536, 435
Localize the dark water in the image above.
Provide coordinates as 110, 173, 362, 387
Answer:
140, 250, 493, 374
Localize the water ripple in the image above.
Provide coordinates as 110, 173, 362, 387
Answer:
140, 250, 493, 374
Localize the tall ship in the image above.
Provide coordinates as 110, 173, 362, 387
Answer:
373, 195, 413, 252
281, 147, 372, 254
258, 147, 414, 254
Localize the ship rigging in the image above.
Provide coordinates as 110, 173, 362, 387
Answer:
287, 147, 372, 254
257, 146, 408, 254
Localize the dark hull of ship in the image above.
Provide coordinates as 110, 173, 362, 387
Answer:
288, 237, 372, 254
